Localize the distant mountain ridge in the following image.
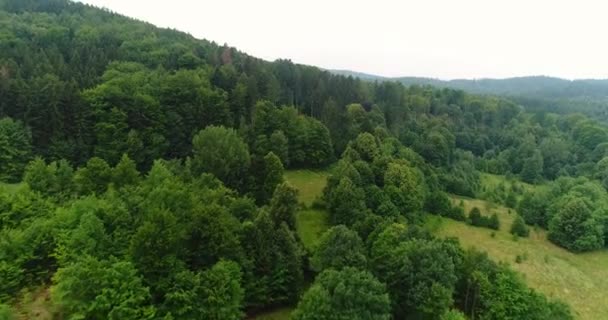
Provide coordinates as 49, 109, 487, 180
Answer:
330, 70, 608, 99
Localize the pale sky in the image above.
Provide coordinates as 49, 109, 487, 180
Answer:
76, 0, 608, 80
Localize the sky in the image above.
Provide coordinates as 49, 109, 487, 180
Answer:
76, 0, 608, 80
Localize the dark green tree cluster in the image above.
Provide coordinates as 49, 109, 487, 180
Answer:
518, 177, 608, 251
468, 207, 500, 230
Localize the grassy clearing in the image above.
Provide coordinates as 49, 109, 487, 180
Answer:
433, 196, 608, 320
285, 169, 331, 251
249, 307, 293, 320
296, 209, 329, 251
284, 170, 329, 207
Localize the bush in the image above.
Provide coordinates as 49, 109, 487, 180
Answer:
510, 215, 530, 237
447, 205, 466, 221
488, 213, 500, 230
468, 207, 500, 230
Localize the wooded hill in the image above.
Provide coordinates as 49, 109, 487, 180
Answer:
1, 0, 607, 319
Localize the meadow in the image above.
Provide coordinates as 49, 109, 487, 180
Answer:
430, 196, 608, 320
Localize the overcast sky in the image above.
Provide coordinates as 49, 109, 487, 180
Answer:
76, 0, 608, 80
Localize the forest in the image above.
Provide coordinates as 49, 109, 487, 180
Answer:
1, 0, 608, 319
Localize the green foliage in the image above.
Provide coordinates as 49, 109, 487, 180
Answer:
326, 177, 366, 226
163, 260, 243, 319
0, 118, 32, 182
510, 215, 530, 237
269, 182, 298, 229
255, 152, 285, 204
370, 225, 462, 319
311, 225, 366, 271
191, 125, 250, 191
51, 256, 156, 320
73, 157, 112, 195
468, 207, 500, 230
0, 304, 14, 320
241, 211, 304, 308
548, 197, 604, 252
292, 267, 391, 320
112, 154, 140, 188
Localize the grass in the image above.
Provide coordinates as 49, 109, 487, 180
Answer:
296, 209, 329, 251
284, 169, 329, 207
249, 307, 293, 320
432, 196, 608, 320
285, 169, 331, 251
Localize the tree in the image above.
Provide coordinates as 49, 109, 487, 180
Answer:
292, 267, 391, 320
510, 215, 530, 237
163, 260, 243, 320
256, 152, 284, 204
269, 182, 298, 229
548, 197, 604, 251
518, 191, 549, 227
440, 310, 466, 320
488, 213, 500, 230
520, 150, 543, 184
311, 225, 367, 271
383, 162, 425, 216
73, 157, 113, 195
51, 256, 156, 320
0, 117, 32, 182
468, 207, 483, 226
191, 126, 250, 191
24, 157, 57, 196
371, 235, 462, 319
326, 177, 366, 226
269, 130, 289, 166
112, 154, 140, 188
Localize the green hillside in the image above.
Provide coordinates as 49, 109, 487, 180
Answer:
431, 197, 608, 320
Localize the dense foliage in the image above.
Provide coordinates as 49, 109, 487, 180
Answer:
0, 0, 601, 318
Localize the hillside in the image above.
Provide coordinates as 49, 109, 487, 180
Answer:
431, 197, 608, 320
2, 0, 608, 319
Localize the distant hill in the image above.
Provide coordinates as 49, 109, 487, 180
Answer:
328, 69, 387, 81
330, 70, 608, 121
330, 70, 608, 100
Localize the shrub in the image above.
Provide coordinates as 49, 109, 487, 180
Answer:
510, 215, 530, 237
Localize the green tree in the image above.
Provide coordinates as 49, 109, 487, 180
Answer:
383, 162, 425, 216
269, 130, 289, 166
510, 215, 530, 237
73, 157, 112, 195
255, 152, 284, 204
548, 197, 604, 251
24, 157, 57, 196
269, 182, 298, 229
327, 177, 366, 226
521, 150, 543, 184
112, 154, 140, 188
292, 267, 391, 320
488, 212, 500, 230
51, 256, 156, 320
163, 260, 243, 320
311, 225, 367, 271
371, 234, 461, 319
0, 117, 32, 182
191, 126, 250, 191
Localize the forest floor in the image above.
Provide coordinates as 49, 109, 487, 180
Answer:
428, 196, 608, 320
